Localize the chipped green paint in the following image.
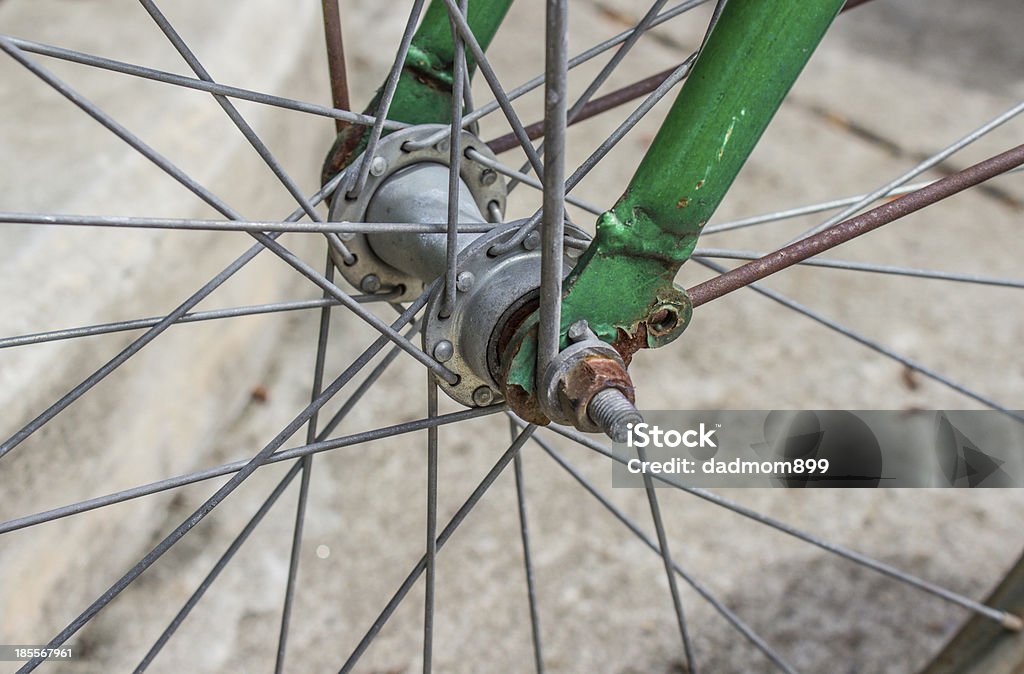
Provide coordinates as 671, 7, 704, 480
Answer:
504, 0, 845, 402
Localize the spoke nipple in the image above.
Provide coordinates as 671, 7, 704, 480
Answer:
523, 230, 541, 251
1002, 612, 1024, 632
433, 340, 454, 363
472, 386, 494, 407
480, 169, 497, 186
567, 320, 590, 342
369, 156, 388, 177
456, 271, 475, 292
360, 274, 381, 293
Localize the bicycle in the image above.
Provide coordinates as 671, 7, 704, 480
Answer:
1, 0, 1023, 671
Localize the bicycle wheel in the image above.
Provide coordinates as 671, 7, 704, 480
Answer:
1, 0, 1022, 672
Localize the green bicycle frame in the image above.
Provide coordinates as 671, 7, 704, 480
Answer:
504, 0, 845, 402
332, 0, 845, 408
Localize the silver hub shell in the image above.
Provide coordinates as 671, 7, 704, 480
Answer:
328, 124, 507, 301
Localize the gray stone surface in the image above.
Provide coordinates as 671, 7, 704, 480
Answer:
1, 1, 1022, 673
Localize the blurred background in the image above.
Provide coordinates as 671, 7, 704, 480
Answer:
1, 0, 1022, 671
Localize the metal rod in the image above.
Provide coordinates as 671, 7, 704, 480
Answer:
337, 424, 537, 673
635, 444, 697, 670
512, 421, 545, 674
537, 0, 569, 381
274, 253, 337, 674
0, 212, 496, 233
702, 165, 1024, 235
503, 0, 673, 195
0, 295, 395, 350
693, 258, 1024, 423
321, 0, 351, 132
786, 100, 1024, 244
549, 422, 1022, 631
424, 376, 439, 674
134, 461, 304, 672
15, 291, 431, 671
347, 0, 428, 199
408, 0, 710, 152
138, 0, 343, 245
440, 0, 545, 179
692, 249, 1024, 289
531, 429, 799, 674
440, 0, 468, 318
3, 35, 393, 129
687, 143, 1024, 307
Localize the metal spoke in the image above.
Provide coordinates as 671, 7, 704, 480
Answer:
3, 35, 395, 129
546, 423, 1024, 632
504, 0, 673, 195
275, 253, 336, 674
0, 295, 397, 351
406, 0, 709, 151
536, 0, 569, 381
0, 36, 236, 219
490, 55, 695, 255
565, 56, 695, 194
462, 149, 603, 214
530, 428, 798, 674
694, 258, 1024, 423
0, 326, 478, 538
440, 0, 544, 179
786, 100, 1024, 244
0, 212, 495, 234
636, 441, 698, 671
315, 320, 424, 439
337, 424, 537, 674
701, 165, 1024, 235
687, 143, 1024, 308
0, 131, 347, 457
139, 0, 328, 228
511, 420, 545, 674
244, 233, 459, 383
346, 0, 427, 199
440, 0, 468, 319
15, 291, 431, 673
3, 33, 453, 387
137, 276, 393, 673
2, 36, 458, 461
424, 377, 439, 674
693, 249, 1024, 289
320, 0, 351, 132
134, 461, 305, 672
